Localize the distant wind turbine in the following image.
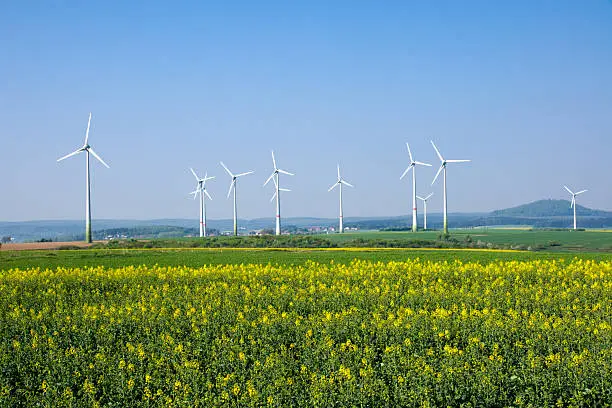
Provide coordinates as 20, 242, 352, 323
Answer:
400, 143, 431, 232
564, 185, 588, 230
431, 141, 470, 235
328, 164, 353, 233
416, 193, 434, 230
220, 161, 253, 236
189, 168, 214, 237
57, 113, 109, 243
263, 151, 293, 236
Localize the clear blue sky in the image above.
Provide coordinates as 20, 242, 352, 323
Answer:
1, 1, 611, 221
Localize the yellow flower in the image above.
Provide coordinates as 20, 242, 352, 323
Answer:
83, 378, 96, 395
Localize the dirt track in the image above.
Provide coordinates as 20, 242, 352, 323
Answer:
0, 242, 94, 251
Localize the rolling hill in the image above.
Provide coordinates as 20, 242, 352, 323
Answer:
490, 199, 612, 218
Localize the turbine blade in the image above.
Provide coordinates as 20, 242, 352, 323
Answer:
270, 191, 277, 202
415, 161, 432, 167
446, 159, 470, 163
278, 169, 294, 176
190, 168, 200, 181
564, 185, 574, 195
84, 112, 92, 145
236, 171, 254, 177
263, 172, 275, 187
227, 181, 234, 199
341, 180, 354, 188
328, 183, 339, 192
271, 150, 277, 169
280, 188, 291, 192
88, 148, 110, 168
432, 165, 444, 185
337, 164, 341, 179
190, 190, 199, 200
570, 197, 575, 208
57, 148, 83, 162
400, 166, 412, 180
575, 189, 587, 195
416, 195, 425, 201
204, 175, 215, 181
425, 193, 434, 200
204, 190, 213, 201
431, 140, 444, 162
220, 161, 233, 177
406, 142, 414, 163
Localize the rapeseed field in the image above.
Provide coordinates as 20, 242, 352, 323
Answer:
0, 259, 610, 406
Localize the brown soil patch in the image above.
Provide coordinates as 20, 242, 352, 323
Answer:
0, 242, 94, 251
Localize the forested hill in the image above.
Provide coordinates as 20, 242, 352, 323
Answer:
490, 199, 612, 218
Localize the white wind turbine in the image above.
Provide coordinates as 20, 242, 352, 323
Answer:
400, 143, 431, 232
564, 185, 588, 230
189, 168, 214, 237
57, 113, 109, 243
431, 141, 470, 235
328, 164, 354, 233
220, 162, 253, 236
263, 151, 294, 236
416, 193, 434, 230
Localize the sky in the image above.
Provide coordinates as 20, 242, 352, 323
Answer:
1, 0, 611, 222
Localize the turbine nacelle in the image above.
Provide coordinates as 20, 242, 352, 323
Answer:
57, 114, 109, 169
400, 143, 431, 180
220, 161, 253, 199
430, 140, 469, 185
329, 164, 354, 191
264, 150, 294, 187
564, 186, 587, 208
189, 168, 214, 200
416, 192, 434, 202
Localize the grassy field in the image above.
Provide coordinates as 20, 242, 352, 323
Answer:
2, 247, 612, 270
325, 229, 612, 251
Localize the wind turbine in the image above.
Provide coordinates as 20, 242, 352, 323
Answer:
416, 193, 434, 230
220, 162, 253, 236
328, 164, 353, 233
400, 143, 431, 232
189, 168, 214, 237
263, 151, 294, 236
564, 186, 588, 230
431, 141, 470, 235
57, 113, 109, 243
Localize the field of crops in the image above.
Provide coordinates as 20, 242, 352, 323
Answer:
1, 258, 610, 406
325, 229, 612, 252
3, 247, 612, 271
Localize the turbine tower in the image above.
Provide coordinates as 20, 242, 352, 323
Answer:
416, 193, 434, 230
57, 113, 109, 243
400, 143, 431, 232
431, 141, 470, 235
263, 151, 294, 236
564, 185, 588, 230
269, 177, 291, 231
328, 164, 353, 233
189, 168, 214, 237
220, 161, 253, 236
